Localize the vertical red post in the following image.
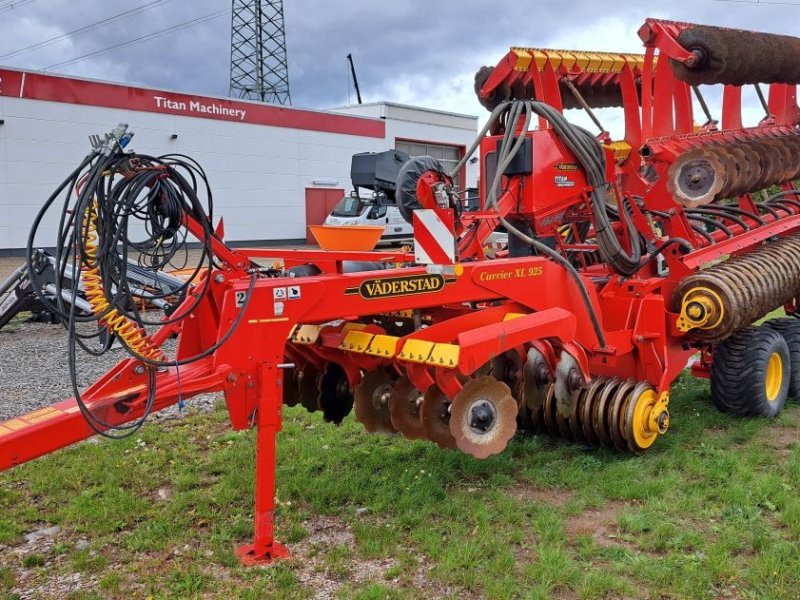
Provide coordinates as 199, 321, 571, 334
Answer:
236, 361, 290, 565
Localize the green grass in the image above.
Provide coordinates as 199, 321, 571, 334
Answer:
0, 374, 799, 599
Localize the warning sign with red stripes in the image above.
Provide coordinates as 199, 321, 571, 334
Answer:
413, 208, 456, 265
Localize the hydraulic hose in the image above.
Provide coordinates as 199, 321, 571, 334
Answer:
483, 100, 608, 348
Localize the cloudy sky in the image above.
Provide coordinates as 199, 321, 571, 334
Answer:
0, 0, 799, 129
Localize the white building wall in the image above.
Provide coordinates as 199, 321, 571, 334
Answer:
0, 73, 479, 252
0, 97, 387, 250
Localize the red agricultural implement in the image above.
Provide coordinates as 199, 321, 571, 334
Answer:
4, 18, 800, 565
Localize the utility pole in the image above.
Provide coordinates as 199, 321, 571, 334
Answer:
229, 0, 291, 105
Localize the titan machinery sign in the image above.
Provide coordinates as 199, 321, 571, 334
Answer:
0, 68, 384, 138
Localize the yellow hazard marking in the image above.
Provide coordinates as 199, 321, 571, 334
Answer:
247, 318, 290, 324
503, 312, 526, 321
23, 407, 62, 424
427, 343, 460, 368
509, 48, 652, 74
511, 48, 532, 71
398, 339, 435, 363
604, 141, 633, 162
365, 335, 399, 358
341, 330, 374, 353
0, 425, 11, 437
2, 419, 27, 431
293, 324, 322, 344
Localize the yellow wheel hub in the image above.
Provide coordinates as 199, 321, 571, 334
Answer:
765, 352, 783, 402
627, 389, 669, 452
677, 286, 725, 333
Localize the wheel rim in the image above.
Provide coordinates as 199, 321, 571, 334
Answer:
624, 386, 663, 452
765, 351, 783, 402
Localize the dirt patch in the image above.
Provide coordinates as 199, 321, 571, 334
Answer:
505, 483, 574, 507
768, 426, 799, 458
290, 515, 397, 599
1, 524, 101, 599
289, 515, 481, 599
565, 501, 626, 548
14, 572, 99, 600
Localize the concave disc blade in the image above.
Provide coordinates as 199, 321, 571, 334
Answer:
354, 369, 397, 434
388, 375, 426, 440
667, 148, 725, 207
420, 384, 457, 449
318, 362, 353, 424
283, 366, 301, 407
449, 376, 518, 459
297, 363, 322, 413
523, 348, 551, 414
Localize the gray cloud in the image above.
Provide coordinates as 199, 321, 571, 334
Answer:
1, 0, 800, 121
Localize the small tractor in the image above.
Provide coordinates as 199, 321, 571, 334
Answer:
3, 19, 800, 565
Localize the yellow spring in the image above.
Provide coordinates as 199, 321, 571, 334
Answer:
81, 203, 163, 361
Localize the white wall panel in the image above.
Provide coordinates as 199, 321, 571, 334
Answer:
0, 93, 478, 251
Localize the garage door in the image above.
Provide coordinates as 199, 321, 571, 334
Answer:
395, 141, 462, 176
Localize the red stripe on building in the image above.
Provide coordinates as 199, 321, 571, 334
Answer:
0, 69, 385, 139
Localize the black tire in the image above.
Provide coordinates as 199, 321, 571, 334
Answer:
763, 317, 800, 399
710, 326, 790, 417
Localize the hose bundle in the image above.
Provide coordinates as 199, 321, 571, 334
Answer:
26, 131, 220, 437
448, 100, 645, 347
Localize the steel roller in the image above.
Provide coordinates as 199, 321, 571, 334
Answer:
528, 378, 668, 452
671, 25, 800, 86
675, 233, 800, 341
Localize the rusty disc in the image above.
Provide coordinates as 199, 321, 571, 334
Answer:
282, 367, 301, 408
491, 350, 528, 429
780, 136, 799, 180
420, 384, 457, 449
578, 377, 608, 444
555, 404, 573, 441
449, 376, 518, 459
667, 148, 725, 207
523, 347, 552, 415
764, 139, 788, 185
607, 380, 636, 451
554, 352, 582, 419
512, 379, 534, 432
491, 350, 524, 389
297, 362, 322, 413
318, 362, 354, 424
722, 144, 747, 197
753, 141, 777, 189
569, 386, 586, 442
713, 146, 739, 199
542, 384, 559, 436
592, 378, 622, 447
529, 384, 550, 432
388, 375, 426, 440
354, 369, 398, 434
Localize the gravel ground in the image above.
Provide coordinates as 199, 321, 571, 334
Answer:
0, 318, 220, 422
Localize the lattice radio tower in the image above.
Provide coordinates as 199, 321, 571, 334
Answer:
229, 0, 291, 105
